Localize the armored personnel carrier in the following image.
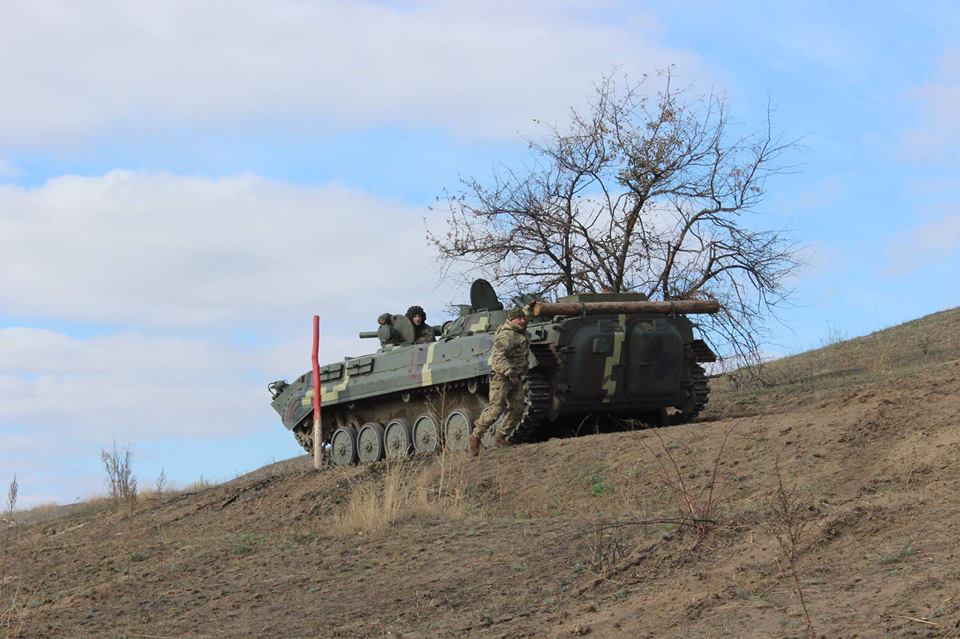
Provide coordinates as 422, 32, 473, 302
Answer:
268, 280, 719, 466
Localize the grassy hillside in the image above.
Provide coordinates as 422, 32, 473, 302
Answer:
3, 308, 960, 638
706, 306, 960, 419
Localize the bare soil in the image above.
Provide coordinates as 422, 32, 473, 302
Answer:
3, 308, 960, 638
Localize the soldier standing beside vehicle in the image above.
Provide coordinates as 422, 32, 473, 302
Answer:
406, 305, 436, 344
468, 307, 529, 456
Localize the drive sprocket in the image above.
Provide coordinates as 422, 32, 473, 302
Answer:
679, 364, 709, 422
508, 370, 551, 443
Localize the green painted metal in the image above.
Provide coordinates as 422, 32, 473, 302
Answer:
268, 279, 717, 455
412, 413, 441, 454
443, 409, 472, 452
383, 418, 412, 460
330, 426, 358, 466
357, 422, 385, 464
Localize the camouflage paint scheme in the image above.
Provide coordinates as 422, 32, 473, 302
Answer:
269, 284, 716, 450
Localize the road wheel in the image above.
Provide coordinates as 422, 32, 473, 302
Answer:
330, 426, 358, 466
412, 413, 441, 454
357, 422, 386, 464
384, 418, 413, 460
444, 409, 473, 452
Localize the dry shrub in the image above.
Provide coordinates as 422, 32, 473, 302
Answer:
100, 439, 137, 509
587, 519, 627, 577
154, 468, 167, 504
638, 423, 738, 548
4, 476, 15, 523
2, 475, 24, 638
334, 453, 470, 535
768, 464, 815, 638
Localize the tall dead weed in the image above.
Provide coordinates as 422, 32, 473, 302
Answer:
334, 450, 471, 535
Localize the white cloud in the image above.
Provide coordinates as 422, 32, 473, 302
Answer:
0, 328, 236, 375
0, 1, 698, 144
885, 211, 960, 275
0, 170, 494, 503
778, 175, 847, 217
0, 328, 260, 437
901, 49, 960, 161
0, 171, 459, 328
0, 156, 21, 180
0, 324, 319, 507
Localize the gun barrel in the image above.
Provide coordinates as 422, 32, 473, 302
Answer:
358, 330, 380, 339
531, 299, 720, 317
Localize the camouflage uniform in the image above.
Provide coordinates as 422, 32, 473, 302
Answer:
472, 310, 530, 441
413, 324, 436, 344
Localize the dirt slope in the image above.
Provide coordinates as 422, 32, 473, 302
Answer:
3, 308, 960, 638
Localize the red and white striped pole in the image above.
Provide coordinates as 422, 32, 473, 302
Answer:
311, 315, 322, 470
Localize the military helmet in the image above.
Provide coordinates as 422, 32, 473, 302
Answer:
406, 305, 426, 321
506, 307, 525, 320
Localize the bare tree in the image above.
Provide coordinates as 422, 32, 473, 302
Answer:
429, 70, 800, 370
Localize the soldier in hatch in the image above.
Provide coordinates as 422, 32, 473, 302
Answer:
468, 307, 529, 456
405, 305, 436, 344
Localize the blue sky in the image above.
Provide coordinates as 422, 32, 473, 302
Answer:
1, 1, 958, 507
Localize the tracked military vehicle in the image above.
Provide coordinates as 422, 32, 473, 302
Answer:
268, 280, 719, 466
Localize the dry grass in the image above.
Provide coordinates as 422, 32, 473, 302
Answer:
706, 307, 960, 419
181, 475, 216, 493
132, 473, 217, 502
7, 476, 215, 530
334, 451, 471, 535
332, 383, 476, 535
334, 463, 417, 534
7, 307, 960, 638
5, 499, 108, 528
784, 308, 960, 381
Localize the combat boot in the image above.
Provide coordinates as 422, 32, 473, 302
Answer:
494, 435, 511, 448
468, 434, 480, 457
